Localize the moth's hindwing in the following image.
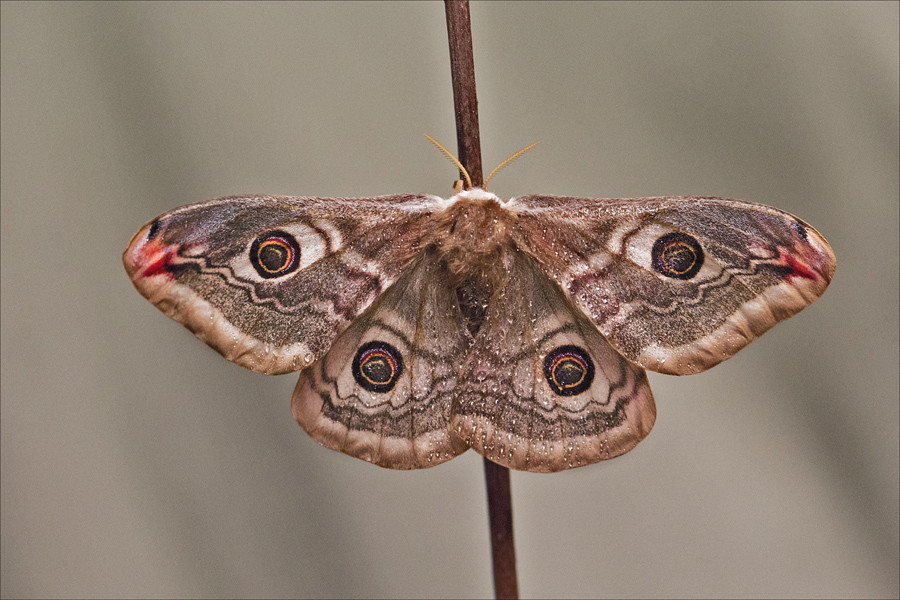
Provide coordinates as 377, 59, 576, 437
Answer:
292, 251, 472, 469
450, 249, 656, 473
122, 194, 442, 375
511, 195, 836, 375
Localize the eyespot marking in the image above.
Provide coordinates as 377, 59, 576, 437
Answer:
250, 230, 300, 278
352, 341, 403, 393
543, 345, 594, 396
651, 232, 704, 280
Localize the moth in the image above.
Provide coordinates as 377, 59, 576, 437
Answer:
123, 144, 835, 473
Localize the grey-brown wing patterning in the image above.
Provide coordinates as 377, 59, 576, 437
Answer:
124, 188, 835, 472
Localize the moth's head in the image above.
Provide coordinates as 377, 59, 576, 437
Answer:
425, 133, 538, 195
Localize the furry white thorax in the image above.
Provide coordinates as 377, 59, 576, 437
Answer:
437, 187, 504, 209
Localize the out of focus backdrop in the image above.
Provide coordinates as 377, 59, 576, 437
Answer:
2, 2, 897, 598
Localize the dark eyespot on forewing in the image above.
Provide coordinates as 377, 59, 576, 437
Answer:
651, 232, 704, 280
250, 230, 300, 278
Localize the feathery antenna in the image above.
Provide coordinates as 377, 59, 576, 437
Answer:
425, 134, 473, 190
484, 142, 539, 187
426, 134, 539, 192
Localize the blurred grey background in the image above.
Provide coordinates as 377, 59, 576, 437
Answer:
2, 2, 897, 598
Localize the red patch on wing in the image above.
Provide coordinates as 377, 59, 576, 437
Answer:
135, 236, 179, 280
783, 254, 817, 282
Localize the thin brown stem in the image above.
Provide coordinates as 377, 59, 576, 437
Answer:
482, 457, 519, 599
443, 2, 519, 599
444, 0, 484, 188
